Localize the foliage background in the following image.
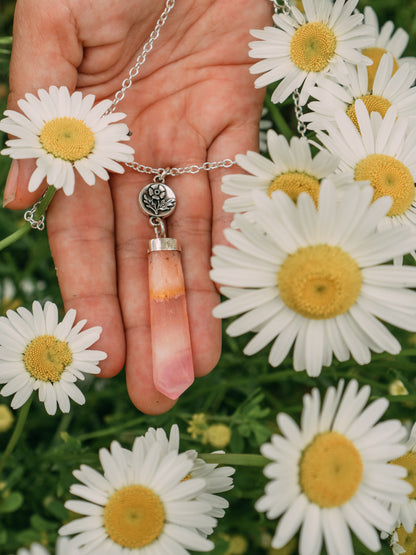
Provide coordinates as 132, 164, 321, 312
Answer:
0, 1, 416, 553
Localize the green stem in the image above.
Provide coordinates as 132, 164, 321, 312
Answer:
0, 186, 56, 252
198, 453, 268, 467
0, 224, 31, 251
0, 395, 33, 477
32, 185, 56, 220
264, 94, 293, 140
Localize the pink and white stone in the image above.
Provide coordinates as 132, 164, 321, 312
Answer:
148, 245, 194, 399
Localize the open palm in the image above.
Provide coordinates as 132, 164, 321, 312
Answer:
5, 0, 271, 413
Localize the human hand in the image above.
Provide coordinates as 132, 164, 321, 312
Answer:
2, 0, 271, 414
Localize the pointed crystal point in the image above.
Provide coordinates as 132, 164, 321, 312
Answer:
148, 239, 194, 399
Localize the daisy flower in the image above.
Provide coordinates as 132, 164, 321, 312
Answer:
303, 53, 416, 132
384, 423, 416, 535
256, 379, 411, 555
249, 0, 373, 105
316, 100, 416, 236
363, 6, 416, 90
0, 85, 134, 196
222, 130, 339, 215
59, 425, 234, 553
0, 301, 106, 415
16, 539, 77, 555
210, 181, 416, 377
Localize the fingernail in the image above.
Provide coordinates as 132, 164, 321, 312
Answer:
3, 159, 19, 207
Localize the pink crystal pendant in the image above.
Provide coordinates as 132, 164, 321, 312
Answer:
148, 238, 194, 399
139, 174, 194, 399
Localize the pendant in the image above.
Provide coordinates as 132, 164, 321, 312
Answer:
138, 175, 194, 399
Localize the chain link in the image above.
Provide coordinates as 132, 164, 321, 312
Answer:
24, 200, 45, 231
269, 0, 292, 15
106, 0, 176, 115
107, 0, 236, 175
125, 158, 235, 177
292, 89, 307, 138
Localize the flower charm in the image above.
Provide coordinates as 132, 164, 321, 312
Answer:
0, 301, 107, 415
0, 86, 135, 196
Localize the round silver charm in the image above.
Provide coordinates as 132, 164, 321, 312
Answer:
138, 182, 176, 218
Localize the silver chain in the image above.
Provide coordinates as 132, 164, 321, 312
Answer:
106, 0, 176, 115
108, 0, 235, 175
24, 199, 45, 231
125, 159, 235, 177
269, 0, 292, 15
292, 89, 307, 137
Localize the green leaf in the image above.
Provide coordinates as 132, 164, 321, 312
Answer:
0, 491, 23, 513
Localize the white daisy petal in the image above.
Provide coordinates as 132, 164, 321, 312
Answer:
0, 86, 134, 195
257, 380, 407, 555
211, 181, 416, 375
59, 425, 233, 552
0, 302, 105, 415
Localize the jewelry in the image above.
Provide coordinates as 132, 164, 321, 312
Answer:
111, 0, 235, 399
18, 0, 236, 399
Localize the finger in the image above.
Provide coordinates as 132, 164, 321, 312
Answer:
209, 121, 263, 251
112, 169, 177, 415
3, 0, 81, 209
168, 171, 222, 378
46, 177, 125, 378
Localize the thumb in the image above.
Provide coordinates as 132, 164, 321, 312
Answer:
2, 0, 81, 209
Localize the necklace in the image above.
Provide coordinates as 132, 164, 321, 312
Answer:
110, 0, 235, 400
17, 0, 236, 400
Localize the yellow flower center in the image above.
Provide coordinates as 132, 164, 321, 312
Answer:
23, 335, 72, 382
278, 244, 362, 319
103, 485, 165, 549
392, 451, 416, 500
396, 525, 416, 555
346, 95, 392, 129
354, 154, 415, 217
39, 117, 95, 162
205, 423, 232, 449
290, 22, 337, 72
362, 47, 400, 90
299, 431, 363, 508
269, 172, 320, 205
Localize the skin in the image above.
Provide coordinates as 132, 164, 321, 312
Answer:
4, 0, 271, 414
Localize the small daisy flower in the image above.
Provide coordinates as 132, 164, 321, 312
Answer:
363, 6, 416, 90
59, 425, 234, 553
0, 86, 134, 196
16, 545, 49, 555
256, 379, 411, 555
249, 0, 373, 105
385, 424, 416, 535
0, 301, 106, 415
222, 130, 339, 215
303, 53, 416, 132
316, 100, 416, 237
16, 538, 77, 555
210, 181, 416, 377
